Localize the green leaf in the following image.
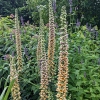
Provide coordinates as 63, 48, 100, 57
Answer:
4, 75, 10, 88
3, 79, 15, 100
90, 88, 93, 93
0, 86, 8, 100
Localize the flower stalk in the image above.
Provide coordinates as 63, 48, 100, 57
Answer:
15, 9, 23, 73
37, 8, 43, 66
10, 55, 21, 100
37, 6, 49, 100
56, 6, 69, 100
48, 0, 55, 80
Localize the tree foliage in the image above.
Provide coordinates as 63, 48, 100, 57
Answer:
0, 0, 25, 16
0, 0, 100, 27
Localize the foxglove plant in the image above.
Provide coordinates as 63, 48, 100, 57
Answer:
37, 6, 44, 66
39, 53, 48, 100
37, 5, 49, 100
48, 0, 55, 80
37, 34, 42, 66
15, 9, 23, 73
10, 55, 21, 100
56, 6, 69, 100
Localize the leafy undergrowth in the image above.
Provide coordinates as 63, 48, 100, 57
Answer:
0, 17, 100, 100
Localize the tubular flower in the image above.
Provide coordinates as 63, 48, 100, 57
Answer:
10, 55, 21, 100
15, 9, 23, 72
56, 6, 69, 100
38, 6, 49, 100
48, 0, 55, 80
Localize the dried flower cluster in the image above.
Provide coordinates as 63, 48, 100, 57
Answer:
56, 6, 69, 100
10, 55, 21, 100
37, 6, 49, 100
48, 0, 55, 80
15, 9, 23, 72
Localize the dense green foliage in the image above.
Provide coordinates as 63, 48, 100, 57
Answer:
0, 0, 25, 16
68, 26, 100, 99
0, 10, 100, 100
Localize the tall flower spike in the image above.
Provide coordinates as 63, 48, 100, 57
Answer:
37, 31, 41, 66
15, 9, 23, 72
37, 6, 49, 100
10, 55, 21, 100
39, 52, 48, 100
37, 5, 45, 66
48, 0, 55, 80
56, 6, 69, 100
